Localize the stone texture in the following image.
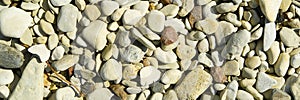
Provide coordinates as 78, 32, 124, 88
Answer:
280, 27, 300, 47
84, 5, 101, 21
140, 66, 161, 86
57, 4, 78, 32
100, 59, 122, 81
100, 1, 119, 16
256, 72, 277, 93
266, 41, 280, 65
195, 18, 219, 35
263, 22, 276, 51
222, 60, 240, 76
147, 10, 165, 32
245, 56, 261, 69
0, 68, 14, 85
120, 45, 145, 63
161, 26, 178, 45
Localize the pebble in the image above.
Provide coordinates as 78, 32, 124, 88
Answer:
197, 38, 209, 53
86, 88, 114, 100
245, 56, 261, 69
100, 1, 119, 16
154, 47, 177, 64
0, 7, 32, 38
163, 90, 178, 100
116, 27, 131, 47
0, 68, 14, 85
161, 26, 178, 45
291, 53, 300, 68
256, 72, 277, 93
266, 41, 280, 65
81, 20, 108, 50
50, 0, 71, 6
120, 45, 145, 63
51, 46, 65, 60
175, 68, 212, 100
133, 1, 149, 16
274, 53, 290, 76
271, 89, 291, 100
165, 18, 187, 35
216, 3, 238, 13
122, 9, 143, 25
263, 22, 276, 51
223, 80, 239, 100
222, 60, 240, 76
178, 0, 194, 16
126, 87, 142, 94
20, 2, 40, 10
150, 93, 163, 100
259, 0, 282, 22
236, 90, 254, 100
75, 0, 86, 11
161, 69, 182, 84
147, 10, 165, 32
280, 27, 300, 47
100, 59, 122, 81
242, 67, 258, 79
50, 87, 75, 100
0, 44, 24, 68
9, 58, 45, 100
84, 5, 101, 21
250, 27, 263, 42
28, 44, 51, 62
214, 83, 226, 91
195, 18, 219, 35
0, 85, 9, 98
57, 4, 78, 32
122, 64, 138, 80
52, 55, 79, 71
176, 44, 196, 60
210, 66, 226, 83
215, 21, 238, 45
40, 19, 55, 35
136, 26, 160, 41
225, 13, 241, 27
20, 28, 33, 46
140, 66, 161, 86
160, 4, 179, 18
130, 28, 156, 50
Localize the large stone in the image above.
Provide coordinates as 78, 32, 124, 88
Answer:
279, 27, 300, 47
259, 0, 282, 22
57, 4, 78, 32
100, 59, 122, 81
0, 44, 24, 68
175, 68, 212, 100
0, 7, 32, 38
256, 72, 277, 93
147, 10, 165, 32
9, 58, 45, 100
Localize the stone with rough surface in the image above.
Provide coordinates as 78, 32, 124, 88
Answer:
0, 44, 24, 68
256, 72, 277, 93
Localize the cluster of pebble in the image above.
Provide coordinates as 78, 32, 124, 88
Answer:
1, 0, 300, 99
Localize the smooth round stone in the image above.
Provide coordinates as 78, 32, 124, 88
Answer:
214, 83, 226, 91
51, 46, 65, 60
0, 85, 9, 98
150, 93, 163, 100
140, 66, 161, 86
40, 19, 55, 35
259, 0, 282, 22
84, 5, 101, 21
122, 9, 143, 25
163, 90, 178, 100
21, 2, 40, 10
52, 55, 79, 71
0, 69, 14, 85
75, 0, 86, 10
160, 4, 179, 18
195, 18, 219, 35
161, 69, 182, 84
274, 53, 290, 76
50, 0, 71, 6
133, 1, 149, 16
161, 26, 178, 45
198, 53, 214, 67
215, 3, 238, 13
120, 45, 145, 63
0, 44, 24, 68
0, 7, 32, 38
176, 44, 196, 60
154, 47, 177, 64
147, 10, 165, 32
245, 56, 261, 69
57, 4, 78, 32
50, 87, 75, 100
28, 44, 51, 62
197, 38, 209, 53
222, 60, 240, 76
126, 87, 142, 94
256, 72, 277, 93
47, 34, 59, 50
100, 59, 122, 81
20, 28, 33, 46
100, 1, 119, 16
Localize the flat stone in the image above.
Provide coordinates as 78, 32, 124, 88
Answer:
195, 18, 219, 35
280, 0, 292, 12
223, 60, 240, 76
28, 44, 51, 62
100, 59, 122, 81
245, 56, 261, 69
130, 28, 156, 50
51, 46, 65, 60
175, 68, 212, 100
57, 4, 78, 32
147, 10, 165, 32
256, 72, 277, 93
160, 4, 179, 18
126, 87, 142, 94
100, 1, 119, 16
215, 21, 238, 45
266, 41, 280, 65
198, 53, 214, 67
0, 7, 32, 38
176, 44, 196, 60
259, 0, 282, 22
154, 47, 177, 63
20, 28, 33, 46
214, 83, 226, 91
0, 85, 9, 98
0, 68, 14, 85
274, 53, 290, 76
86, 88, 114, 100
140, 66, 161, 86
161, 69, 182, 84
0, 44, 24, 68
84, 5, 101, 21
250, 27, 263, 42
81, 20, 109, 50
21, 2, 40, 10
237, 90, 254, 100
163, 90, 178, 100
280, 27, 300, 47
263, 22, 276, 51
9, 58, 45, 100
242, 67, 258, 79
52, 55, 79, 71
50, 0, 71, 6
47, 34, 59, 50
271, 89, 291, 100
120, 45, 145, 63
122, 9, 143, 25
50, 87, 75, 100
40, 19, 55, 35
133, 1, 149, 16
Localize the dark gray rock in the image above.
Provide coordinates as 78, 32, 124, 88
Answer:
0, 44, 24, 68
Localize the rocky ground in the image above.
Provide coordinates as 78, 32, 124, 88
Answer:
0, 0, 299, 100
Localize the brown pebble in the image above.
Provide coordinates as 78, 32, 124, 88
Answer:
210, 66, 227, 83
110, 84, 128, 100
160, 0, 171, 5
161, 26, 178, 45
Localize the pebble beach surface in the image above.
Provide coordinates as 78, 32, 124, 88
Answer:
0, 0, 300, 100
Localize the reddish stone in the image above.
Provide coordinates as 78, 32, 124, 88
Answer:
160, 0, 171, 5
189, 6, 203, 28
161, 26, 178, 45
210, 66, 227, 83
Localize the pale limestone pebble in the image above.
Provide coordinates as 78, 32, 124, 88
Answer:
178, 0, 194, 17
246, 86, 263, 100
198, 53, 214, 67
280, 42, 286, 52
225, 13, 242, 26
242, 45, 250, 57
87, 87, 114, 99
108, 22, 119, 31
79, 16, 90, 26
37, 8, 45, 19
101, 44, 113, 61
165, 18, 188, 35
222, 60, 240, 76
140, 66, 161, 86
236, 90, 254, 100
52, 55, 79, 71
221, 80, 239, 100
172, 0, 182, 6
214, 83, 226, 91
75, 0, 86, 11
20, 28, 33, 46
187, 31, 206, 41
160, 4, 179, 19
126, 87, 142, 94
266, 41, 280, 65
100, 1, 119, 16
271, 89, 292, 100
256, 72, 277, 93
222, 29, 251, 60
122, 64, 139, 80
247, 50, 255, 58
147, 10, 165, 32
44, 11, 55, 24
258, 51, 267, 61
158, 61, 180, 69
133, 1, 149, 16
211, 51, 224, 67
145, 57, 159, 67
179, 59, 192, 71
279, 0, 292, 12
161, 69, 182, 84
175, 68, 212, 100
21, 2, 40, 10
136, 26, 160, 41
57, 4, 78, 32
51, 46, 65, 60
66, 30, 77, 40
149, 92, 163, 100
245, 56, 261, 69
130, 28, 156, 50
263, 22, 277, 51
61, 35, 70, 47
100, 59, 122, 82
195, 0, 211, 5
291, 53, 300, 68
163, 90, 178, 100
0, 7, 32, 38
0, 85, 9, 98
240, 78, 256, 88
280, 27, 300, 47
176, 44, 196, 60
195, 18, 219, 35
241, 20, 252, 30
111, 7, 127, 21
197, 38, 209, 53
120, 45, 145, 63
123, 9, 143, 25
216, 3, 238, 13
107, 32, 116, 43
259, 0, 282, 22
250, 27, 263, 42
274, 53, 290, 76
14, 43, 26, 51
207, 35, 216, 50
242, 67, 258, 79
9, 58, 45, 100
28, 44, 50, 62
116, 27, 131, 47
40, 19, 55, 35
49, 87, 76, 100
35, 36, 47, 44
0, 68, 14, 85
214, 21, 237, 45
81, 20, 108, 50
83, 5, 100, 21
